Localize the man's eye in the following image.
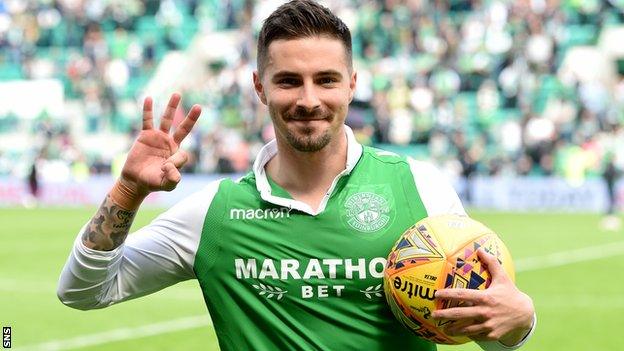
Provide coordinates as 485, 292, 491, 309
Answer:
278, 78, 298, 86
319, 77, 337, 85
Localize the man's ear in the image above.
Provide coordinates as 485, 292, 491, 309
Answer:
349, 71, 357, 102
253, 71, 267, 105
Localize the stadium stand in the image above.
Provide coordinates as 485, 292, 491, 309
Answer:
0, 0, 623, 186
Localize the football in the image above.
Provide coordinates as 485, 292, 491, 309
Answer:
383, 214, 515, 344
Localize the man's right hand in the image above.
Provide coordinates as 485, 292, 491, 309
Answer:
112, 93, 202, 209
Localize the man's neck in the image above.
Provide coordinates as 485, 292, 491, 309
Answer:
265, 131, 348, 211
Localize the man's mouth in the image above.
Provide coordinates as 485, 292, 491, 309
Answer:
288, 117, 327, 121
284, 107, 332, 122
285, 113, 332, 122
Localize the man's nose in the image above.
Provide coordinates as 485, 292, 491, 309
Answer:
296, 83, 321, 111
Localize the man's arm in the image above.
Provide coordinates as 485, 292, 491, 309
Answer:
57, 94, 203, 309
57, 182, 220, 310
79, 94, 200, 252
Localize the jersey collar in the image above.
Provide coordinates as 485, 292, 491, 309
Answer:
252, 125, 363, 215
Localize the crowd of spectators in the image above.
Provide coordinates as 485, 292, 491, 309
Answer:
1, 0, 623, 184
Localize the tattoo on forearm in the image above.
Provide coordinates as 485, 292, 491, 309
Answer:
81, 195, 137, 251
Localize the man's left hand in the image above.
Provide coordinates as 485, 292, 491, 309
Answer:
432, 248, 535, 346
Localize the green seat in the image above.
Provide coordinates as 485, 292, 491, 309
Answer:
136, 17, 162, 42
0, 62, 23, 80
453, 92, 478, 124
562, 25, 598, 48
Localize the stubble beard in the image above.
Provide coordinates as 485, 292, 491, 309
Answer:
271, 106, 335, 153
285, 128, 332, 152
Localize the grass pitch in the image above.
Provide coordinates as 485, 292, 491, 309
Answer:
1, 207, 622, 350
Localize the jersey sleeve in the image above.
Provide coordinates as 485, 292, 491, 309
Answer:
407, 158, 466, 216
57, 179, 222, 310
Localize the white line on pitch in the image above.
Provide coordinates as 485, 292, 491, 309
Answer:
534, 294, 624, 308
14, 315, 211, 351
0, 278, 57, 293
515, 240, 624, 272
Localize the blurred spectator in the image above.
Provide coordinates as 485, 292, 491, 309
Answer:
601, 153, 622, 230
603, 154, 620, 213
24, 153, 41, 208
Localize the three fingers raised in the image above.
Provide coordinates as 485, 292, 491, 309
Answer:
142, 94, 201, 147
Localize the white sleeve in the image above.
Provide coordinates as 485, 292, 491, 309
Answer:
407, 158, 466, 216
57, 180, 222, 310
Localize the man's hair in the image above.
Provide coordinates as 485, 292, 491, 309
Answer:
257, 0, 352, 76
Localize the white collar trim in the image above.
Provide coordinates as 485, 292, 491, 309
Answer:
252, 125, 363, 215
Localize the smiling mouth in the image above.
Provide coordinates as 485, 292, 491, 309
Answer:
288, 117, 328, 121
284, 108, 331, 122
286, 113, 331, 122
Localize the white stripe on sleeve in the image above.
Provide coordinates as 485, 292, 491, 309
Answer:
407, 158, 466, 216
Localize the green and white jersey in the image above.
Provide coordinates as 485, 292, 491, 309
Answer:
58, 127, 530, 351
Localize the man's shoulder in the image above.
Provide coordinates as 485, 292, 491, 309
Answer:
226, 171, 257, 190
174, 173, 257, 206
358, 146, 443, 179
209, 172, 261, 201
168, 173, 261, 221
361, 145, 409, 165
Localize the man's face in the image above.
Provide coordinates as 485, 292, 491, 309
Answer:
254, 36, 356, 152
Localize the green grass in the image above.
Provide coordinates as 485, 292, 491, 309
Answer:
1, 208, 622, 350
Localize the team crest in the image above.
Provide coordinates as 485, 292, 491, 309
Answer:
344, 192, 391, 233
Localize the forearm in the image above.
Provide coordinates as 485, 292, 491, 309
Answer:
58, 93, 202, 309
81, 194, 137, 251
82, 180, 145, 251
57, 183, 217, 310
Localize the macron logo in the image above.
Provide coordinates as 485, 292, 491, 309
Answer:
230, 207, 292, 220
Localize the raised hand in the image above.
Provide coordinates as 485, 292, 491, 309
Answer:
115, 94, 201, 206
432, 248, 535, 346
81, 94, 201, 251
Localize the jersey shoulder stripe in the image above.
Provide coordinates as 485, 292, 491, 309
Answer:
362, 145, 409, 165
406, 158, 466, 217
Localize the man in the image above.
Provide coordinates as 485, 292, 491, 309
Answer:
58, 1, 535, 350
601, 153, 621, 230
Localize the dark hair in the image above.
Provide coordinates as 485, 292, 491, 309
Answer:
257, 0, 352, 75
